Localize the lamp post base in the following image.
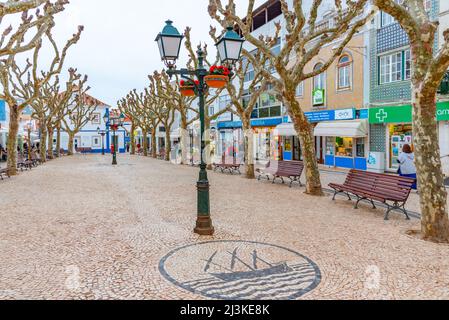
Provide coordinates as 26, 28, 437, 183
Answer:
194, 216, 215, 236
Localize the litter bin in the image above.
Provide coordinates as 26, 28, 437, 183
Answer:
367, 152, 386, 174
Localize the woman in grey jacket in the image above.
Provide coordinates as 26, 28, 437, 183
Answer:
398, 144, 417, 189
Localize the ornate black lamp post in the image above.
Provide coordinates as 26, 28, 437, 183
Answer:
104, 110, 125, 165
97, 126, 106, 156
156, 21, 244, 236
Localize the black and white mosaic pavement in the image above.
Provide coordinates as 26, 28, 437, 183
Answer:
159, 240, 321, 300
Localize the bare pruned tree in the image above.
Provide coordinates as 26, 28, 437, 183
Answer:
210, 26, 272, 179
60, 74, 97, 155
157, 71, 196, 165
32, 67, 81, 161
209, 0, 375, 195
0, 0, 50, 17
149, 72, 176, 162
0, 2, 83, 173
372, 0, 449, 242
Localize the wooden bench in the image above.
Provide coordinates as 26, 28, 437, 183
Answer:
17, 155, 32, 171
329, 169, 416, 220
213, 156, 242, 175
257, 160, 305, 188
157, 150, 166, 160
0, 168, 10, 180
76, 147, 92, 154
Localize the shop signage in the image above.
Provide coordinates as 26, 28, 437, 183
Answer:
312, 89, 325, 106
334, 108, 355, 120
370, 102, 449, 124
369, 105, 413, 124
437, 102, 449, 121
305, 110, 334, 122
304, 108, 356, 123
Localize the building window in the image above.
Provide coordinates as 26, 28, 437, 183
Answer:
92, 136, 101, 148
91, 113, 101, 124
379, 51, 402, 84
381, 12, 395, 27
380, 0, 403, 27
243, 49, 257, 82
296, 82, 304, 97
313, 63, 326, 90
405, 49, 411, 80
337, 55, 352, 90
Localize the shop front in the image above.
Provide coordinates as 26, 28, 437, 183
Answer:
275, 123, 302, 161
217, 118, 283, 162
316, 120, 369, 170
276, 109, 368, 169
369, 102, 449, 172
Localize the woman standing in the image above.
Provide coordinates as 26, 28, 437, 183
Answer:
398, 144, 417, 190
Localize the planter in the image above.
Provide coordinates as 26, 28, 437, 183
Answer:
180, 86, 195, 97
205, 75, 228, 89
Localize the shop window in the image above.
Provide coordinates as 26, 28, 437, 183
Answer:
356, 138, 365, 158
326, 137, 336, 156
389, 124, 413, 169
335, 137, 353, 157
337, 55, 352, 90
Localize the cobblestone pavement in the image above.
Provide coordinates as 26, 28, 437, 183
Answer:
1, 155, 449, 300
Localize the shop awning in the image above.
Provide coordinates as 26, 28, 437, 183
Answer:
314, 119, 368, 138
275, 123, 297, 137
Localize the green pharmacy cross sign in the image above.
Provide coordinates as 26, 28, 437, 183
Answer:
370, 105, 412, 124
369, 102, 449, 124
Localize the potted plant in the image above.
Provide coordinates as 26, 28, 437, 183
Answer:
205, 65, 230, 88
179, 79, 198, 97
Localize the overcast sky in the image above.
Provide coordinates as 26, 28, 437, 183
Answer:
26, 0, 263, 106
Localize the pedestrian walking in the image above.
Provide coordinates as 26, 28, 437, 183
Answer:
398, 144, 417, 190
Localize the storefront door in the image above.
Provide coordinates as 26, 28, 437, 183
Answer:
388, 124, 413, 170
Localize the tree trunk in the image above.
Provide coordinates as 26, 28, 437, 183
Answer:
151, 128, 157, 158
130, 123, 136, 155
67, 133, 75, 156
165, 129, 171, 162
40, 125, 47, 163
6, 106, 19, 176
142, 129, 148, 157
413, 89, 449, 242
180, 116, 189, 165
242, 117, 255, 179
56, 124, 61, 157
284, 92, 323, 196
47, 125, 54, 160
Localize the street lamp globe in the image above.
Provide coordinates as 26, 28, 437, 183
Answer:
155, 20, 184, 69
103, 110, 109, 125
119, 113, 125, 126
215, 26, 245, 65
